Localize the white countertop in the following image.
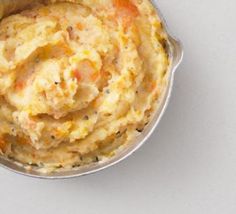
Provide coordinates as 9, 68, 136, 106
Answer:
1, 0, 236, 213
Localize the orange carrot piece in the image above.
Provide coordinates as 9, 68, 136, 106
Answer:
76, 22, 83, 31
73, 69, 82, 82
0, 139, 6, 152
90, 70, 100, 81
149, 81, 157, 92
73, 59, 101, 82
113, 0, 139, 24
15, 80, 26, 91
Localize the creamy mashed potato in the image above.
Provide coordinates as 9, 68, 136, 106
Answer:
0, 0, 169, 171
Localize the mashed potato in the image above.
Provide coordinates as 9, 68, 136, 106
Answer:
0, 0, 169, 171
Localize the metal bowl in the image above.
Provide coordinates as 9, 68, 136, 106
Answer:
0, 0, 183, 179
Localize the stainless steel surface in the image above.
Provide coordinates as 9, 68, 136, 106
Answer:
0, 0, 183, 179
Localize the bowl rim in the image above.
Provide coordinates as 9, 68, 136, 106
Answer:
0, 0, 183, 179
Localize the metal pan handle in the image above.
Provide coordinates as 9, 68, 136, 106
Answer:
168, 36, 184, 72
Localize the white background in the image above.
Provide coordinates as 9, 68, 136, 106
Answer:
0, 0, 236, 213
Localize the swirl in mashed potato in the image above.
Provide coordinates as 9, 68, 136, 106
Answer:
0, 0, 169, 171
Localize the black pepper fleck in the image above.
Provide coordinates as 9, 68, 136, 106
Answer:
136, 128, 143, 133
83, 115, 89, 120
72, 164, 80, 168
66, 26, 74, 40
35, 58, 40, 63
116, 131, 123, 138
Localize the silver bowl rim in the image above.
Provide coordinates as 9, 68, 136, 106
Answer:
0, 0, 183, 179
